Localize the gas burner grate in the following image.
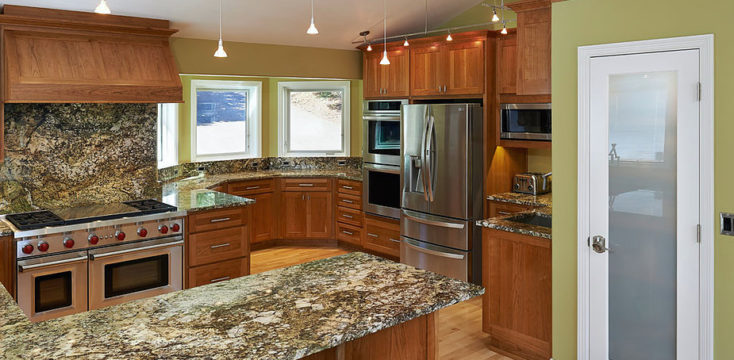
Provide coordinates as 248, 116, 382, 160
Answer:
5, 210, 65, 231
123, 199, 177, 214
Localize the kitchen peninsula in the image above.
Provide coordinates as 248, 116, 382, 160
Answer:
0, 252, 482, 359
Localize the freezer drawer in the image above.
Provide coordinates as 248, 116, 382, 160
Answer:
401, 237, 470, 282
401, 209, 472, 251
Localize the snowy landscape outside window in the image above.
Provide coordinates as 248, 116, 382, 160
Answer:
191, 80, 262, 161
278, 81, 351, 157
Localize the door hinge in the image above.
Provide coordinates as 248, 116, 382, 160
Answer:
697, 82, 702, 101
697, 224, 702, 243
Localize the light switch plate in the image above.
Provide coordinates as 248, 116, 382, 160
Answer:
721, 213, 734, 236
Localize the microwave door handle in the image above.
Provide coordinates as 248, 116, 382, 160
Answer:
425, 113, 435, 202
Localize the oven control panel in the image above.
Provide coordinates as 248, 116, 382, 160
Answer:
16, 218, 184, 258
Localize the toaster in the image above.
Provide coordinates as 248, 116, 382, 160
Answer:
513, 172, 552, 195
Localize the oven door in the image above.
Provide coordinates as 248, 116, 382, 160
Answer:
363, 117, 401, 166
88, 236, 183, 310
363, 163, 401, 219
17, 251, 89, 322
500, 103, 552, 141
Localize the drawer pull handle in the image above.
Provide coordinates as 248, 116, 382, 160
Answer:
342, 185, 354, 190
389, 238, 401, 243
210, 276, 231, 283
342, 230, 354, 236
210, 243, 231, 249
342, 214, 354, 219
497, 211, 511, 215
298, 183, 314, 187
341, 199, 354, 204
245, 186, 260, 190
367, 233, 379, 238
210, 217, 231, 223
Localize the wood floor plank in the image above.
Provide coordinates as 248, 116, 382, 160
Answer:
250, 246, 513, 360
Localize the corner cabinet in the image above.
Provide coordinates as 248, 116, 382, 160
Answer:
280, 178, 334, 239
363, 46, 410, 99
410, 39, 485, 97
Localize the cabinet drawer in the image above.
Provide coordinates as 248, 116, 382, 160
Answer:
282, 178, 332, 192
337, 179, 362, 196
363, 226, 401, 258
336, 206, 362, 227
488, 201, 533, 218
187, 257, 249, 289
336, 193, 361, 210
189, 226, 249, 267
188, 207, 247, 234
336, 223, 362, 246
227, 179, 274, 196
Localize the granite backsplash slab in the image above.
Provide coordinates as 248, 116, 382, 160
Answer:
0, 104, 160, 214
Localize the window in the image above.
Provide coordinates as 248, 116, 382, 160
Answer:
157, 103, 178, 169
191, 80, 262, 161
278, 81, 350, 157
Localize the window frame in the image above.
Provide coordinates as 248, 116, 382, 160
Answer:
190, 80, 262, 162
157, 103, 179, 169
277, 81, 351, 157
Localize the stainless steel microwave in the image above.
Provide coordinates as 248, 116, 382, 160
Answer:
500, 103, 552, 141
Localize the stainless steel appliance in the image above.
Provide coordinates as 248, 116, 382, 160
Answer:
401, 104, 483, 284
363, 99, 408, 166
363, 162, 401, 219
513, 172, 552, 195
5, 200, 185, 322
500, 103, 552, 141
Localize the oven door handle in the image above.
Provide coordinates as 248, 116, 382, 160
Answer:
363, 115, 400, 122
18, 255, 89, 272
89, 240, 184, 260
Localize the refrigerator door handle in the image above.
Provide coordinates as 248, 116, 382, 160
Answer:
424, 111, 435, 202
402, 209, 465, 229
403, 238, 466, 260
420, 107, 431, 202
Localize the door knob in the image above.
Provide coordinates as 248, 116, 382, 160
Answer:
591, 235, 609, 254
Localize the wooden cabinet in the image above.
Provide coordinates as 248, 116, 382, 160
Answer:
0, 235, 15, 299
227, 179, 277, 244
410, 44, 444, 96
363, 47, 410, 98
228, 179, 275, 196
411, 40, 485, 97
482, 228, 551, 360
185, 206, 250, 289
280, 178, 334, 239
498, 33, 518, 94
506, 0, 552, 96
335, 179, 364, 248
362, 214, 401, 258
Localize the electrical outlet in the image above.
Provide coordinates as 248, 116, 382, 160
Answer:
337, 159, 347, 166
282, 161, 291, 167
722, 213, 734, 236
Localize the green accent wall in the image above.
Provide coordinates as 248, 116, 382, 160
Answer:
552, 0, 734, 358
439, 0, 518, 31
178, 75, 362, 163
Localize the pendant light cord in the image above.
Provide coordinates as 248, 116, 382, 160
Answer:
219, 0, 223, 40
383, 0, 387, 48
424, 0, 428, 35
311, 0, 314, 22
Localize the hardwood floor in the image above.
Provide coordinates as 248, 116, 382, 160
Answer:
250, 246, 512, 360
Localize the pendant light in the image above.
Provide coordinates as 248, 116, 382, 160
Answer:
491, 10, 500, 22
403, 37, 410, 47
446, 30, 453, 42
367, 44, 373, 51
500, 22, 508, 35
500, 0, 508, 35
94, 0, 111, 14
379, 0, 390, 65
307, 0, 319, 35
214, 0, 228, 58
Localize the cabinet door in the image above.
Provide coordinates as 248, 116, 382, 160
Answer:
444, 40, 485, 95
251, 192, 275, 243
410, 45, 444, 96
383, 48, 410, 97
306, 192, 333, 238
516, 7, 551, 95
498, 33, 518, 94
363, 51, 383, 98
281, 192, 308, 239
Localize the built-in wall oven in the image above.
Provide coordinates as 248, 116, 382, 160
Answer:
363, 163, 401, 219
363, 99, 408, 166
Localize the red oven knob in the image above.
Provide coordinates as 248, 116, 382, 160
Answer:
21, 244, 33, 254
88, 234, 99, 245
38, 241, 49, 252
115, 230, 126, 241
158, 224, 169, 234
63, 238, 75, 248
137, 227, 148, 237
171, 223, 180, 232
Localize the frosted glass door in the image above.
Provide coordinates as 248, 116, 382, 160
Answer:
588, 50, 700, 360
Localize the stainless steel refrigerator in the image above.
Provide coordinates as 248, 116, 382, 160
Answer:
400, 103, 483, 284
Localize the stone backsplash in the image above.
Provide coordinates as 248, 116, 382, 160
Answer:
158, 157, 362, 182
0, 103, 160, 214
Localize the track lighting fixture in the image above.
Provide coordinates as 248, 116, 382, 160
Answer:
94, 0, 111, 14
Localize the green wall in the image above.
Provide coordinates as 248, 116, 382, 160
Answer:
178, 75, 362, 163
552, 0, 734, 358
439, 0, 518, 31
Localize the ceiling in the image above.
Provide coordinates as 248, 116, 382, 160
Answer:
1, 0, 487, 50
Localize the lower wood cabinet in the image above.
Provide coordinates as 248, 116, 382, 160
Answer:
0, 235, 15, 299
482, 228, 551, 360
188, 226, 249, 267
250, 192, 276, 243
280, 178, 334, 240
362, 214, 401, 258
336, 222, 362, 247
187, 257, 249, 288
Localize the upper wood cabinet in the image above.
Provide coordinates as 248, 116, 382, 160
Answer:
363, 46, 409, 98
410, 44, 444, 96
410, 39, 485, 97
498, 33, 518, 95
507, 0, 551, 96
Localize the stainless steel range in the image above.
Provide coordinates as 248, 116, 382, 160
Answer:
2, 199, 186, 322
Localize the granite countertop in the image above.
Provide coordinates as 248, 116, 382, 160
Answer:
487, 192, 552, 208
161, 188, 255, 213
477, 207, 552, 240
0, 252, 483, 360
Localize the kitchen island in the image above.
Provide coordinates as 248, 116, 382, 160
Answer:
0, 252, 482, 359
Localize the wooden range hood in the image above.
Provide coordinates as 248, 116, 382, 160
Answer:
0, 5, 183, 103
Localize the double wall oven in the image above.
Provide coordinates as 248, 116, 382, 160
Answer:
363, 99, 407, 220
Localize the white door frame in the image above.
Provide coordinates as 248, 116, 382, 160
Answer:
577, 34, 714, 360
